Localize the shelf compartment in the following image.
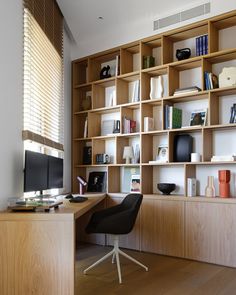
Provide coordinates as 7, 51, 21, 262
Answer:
88, 109, 121, 137
92, 138, 116, 165
116, 73, 140, 105
164, 91, 208, 103
168, 129, 203, 163
73, 58, 89, 86
120, 42, 140, 74
162, 23, 208, 64
92, 79, 116, 109
209, 14, 236, 53
107, 166, 140, 194
121, 105, 140, 134
141, 165, 185, 195
141, 67, 168, 101
116, 135, 140, 165
168, 61, 202, 97
141, 37, 162, 69
73, 85, 92, 113
141, 133, 168, 164
141, 100, 162, 132
89, 50, 120, 82
73, 140, 92, 166
73, 113, 88, 139
202, 128, 236, 163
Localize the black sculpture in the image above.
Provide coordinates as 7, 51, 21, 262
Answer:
176, 48, 191, 61
100, 65, 111, 79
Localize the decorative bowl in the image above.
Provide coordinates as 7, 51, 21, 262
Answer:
157, 183, 176, 195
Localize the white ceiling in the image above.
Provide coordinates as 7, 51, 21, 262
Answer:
57, 0, 202, 49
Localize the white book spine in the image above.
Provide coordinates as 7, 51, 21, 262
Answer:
187, 178, 196, 197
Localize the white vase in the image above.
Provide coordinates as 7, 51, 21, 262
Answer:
150, 76, 163, 99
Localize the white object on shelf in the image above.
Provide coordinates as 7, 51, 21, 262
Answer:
219, 67, 236, 88
144, 117, 154, 132
123, 146, 134, 164
187, 178, 197, 197
211, 155, 236, 162
150, 76, 163, 99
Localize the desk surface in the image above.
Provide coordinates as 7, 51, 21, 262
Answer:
0, 193, 106, 221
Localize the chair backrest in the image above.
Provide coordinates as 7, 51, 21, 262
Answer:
120, 193, 143, 233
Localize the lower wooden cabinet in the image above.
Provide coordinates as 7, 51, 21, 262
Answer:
185, 201, 236, 267
106, 196, 140, 250
140, 198, 185, 257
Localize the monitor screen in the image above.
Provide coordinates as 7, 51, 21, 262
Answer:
48, 155, 63, 189
24, 150, 48, 192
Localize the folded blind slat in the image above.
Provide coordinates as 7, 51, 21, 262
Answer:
23, 5, 64, 151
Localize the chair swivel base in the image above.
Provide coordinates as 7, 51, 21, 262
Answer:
83, 236, 148, 284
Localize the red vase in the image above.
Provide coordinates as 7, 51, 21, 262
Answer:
218, 170, 230, 198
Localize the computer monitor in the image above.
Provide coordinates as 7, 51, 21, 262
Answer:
48, 155, 63, 189
24, 150, 48, 192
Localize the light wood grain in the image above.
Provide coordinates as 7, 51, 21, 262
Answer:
185, 202, 236, 267
140, 198, 185, 257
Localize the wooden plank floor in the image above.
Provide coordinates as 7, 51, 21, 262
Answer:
75, 244, 236, 295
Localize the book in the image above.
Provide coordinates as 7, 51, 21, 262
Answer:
170, 107, 182, 129
144, 117, 154, 132
196, 37, 200, 56
123, 117, 136, 133
83, 117, 88, 138
173, 86, 201, 96
131, 174, 141, 192
204, 71, 218, 90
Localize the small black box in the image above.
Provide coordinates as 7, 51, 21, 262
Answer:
173, 134, 193, 162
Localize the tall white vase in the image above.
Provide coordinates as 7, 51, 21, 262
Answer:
150, 76, 163, 99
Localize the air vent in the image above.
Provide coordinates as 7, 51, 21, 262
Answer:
153, 2, 211, 31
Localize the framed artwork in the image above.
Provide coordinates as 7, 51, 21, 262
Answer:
130, 174, 141, 192
87, 172, 107, 192
190, 109, 207, 126
156, 145, 168, 162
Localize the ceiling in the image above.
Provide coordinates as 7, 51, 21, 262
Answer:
57, 0, 203, 52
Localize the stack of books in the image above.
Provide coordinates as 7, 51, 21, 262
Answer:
230, 103, 236, 123
164, 105, 182, 129
173, 86, 201, 96
204, 71, 218, 90
196, 35, 208, 56
123, 117, 136, 133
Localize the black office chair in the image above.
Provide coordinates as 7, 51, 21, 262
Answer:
83, 193, 148, 283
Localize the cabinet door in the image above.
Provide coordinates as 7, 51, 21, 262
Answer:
141, 199, 184, 257
185, 202, 236, 267
106, 196, 140, 250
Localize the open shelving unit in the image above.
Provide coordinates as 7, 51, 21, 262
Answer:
72, 10, 236, 199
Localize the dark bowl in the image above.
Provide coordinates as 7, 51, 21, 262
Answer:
157, 183, 176, 195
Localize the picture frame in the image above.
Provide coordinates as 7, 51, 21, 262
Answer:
130, 174, 141, 192
87, 171, 107, 192
190, 109, 207, 126
156, 145, 168, 162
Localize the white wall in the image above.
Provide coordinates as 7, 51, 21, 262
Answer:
71, 0, 236, 59
0, 1, 72, 209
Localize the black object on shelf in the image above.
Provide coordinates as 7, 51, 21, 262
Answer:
83, 146, 92, 165
176, 48, 191, 61
173, 134, 193, 162
69, 196, 88, 203
100, 65, 111, 79
87, 172, 107, 192
157, 183, 176, 195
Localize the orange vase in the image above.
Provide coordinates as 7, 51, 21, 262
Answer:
218, 170, 230, 198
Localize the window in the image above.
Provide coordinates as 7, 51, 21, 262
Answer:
23, 0, 64, 195
23, 0, 64, 151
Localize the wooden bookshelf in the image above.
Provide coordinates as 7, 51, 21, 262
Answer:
72, 10, 236, 198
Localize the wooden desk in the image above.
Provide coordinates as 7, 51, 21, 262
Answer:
0, 194, 106, 295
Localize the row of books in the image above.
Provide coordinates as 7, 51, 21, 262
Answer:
196, 35, 208, 56
204, 71, 218, 90
123, 117, 136, 133
229, 103, 236, 123
164, 105, 182, 129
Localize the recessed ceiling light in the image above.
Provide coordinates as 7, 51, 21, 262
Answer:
98, 16, 104, 20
